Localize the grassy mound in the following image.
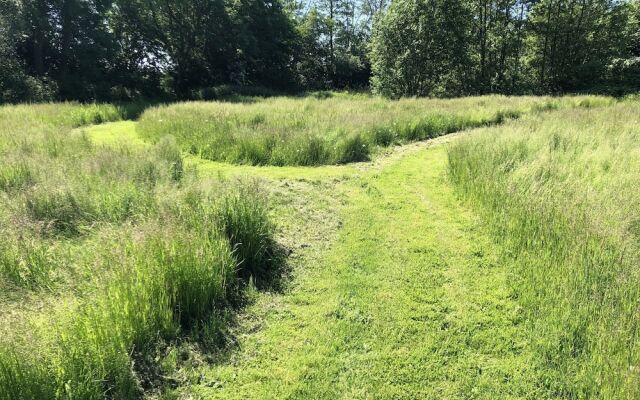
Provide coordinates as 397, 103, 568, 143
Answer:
448, 102, 640, 398
138, 94, 614, 166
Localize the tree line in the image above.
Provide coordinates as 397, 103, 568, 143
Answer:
0, 0, 638, 102
371, 0, 640, 97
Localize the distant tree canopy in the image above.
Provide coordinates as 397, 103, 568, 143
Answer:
370, 0, 640, 97
0, 0, 638, 102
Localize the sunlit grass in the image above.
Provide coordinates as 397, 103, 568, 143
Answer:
0, 95, 633, 399
138, 93, 615, 166
448, 102, 640, 398
0, 103, 279, 399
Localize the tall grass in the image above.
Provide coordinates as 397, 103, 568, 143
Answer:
0, 103, 279, 398
448, 103, 640, 398
138, 93, 614, 166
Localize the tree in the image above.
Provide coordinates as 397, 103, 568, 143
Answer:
369, 0, 473, 97
633, 0, 640, 55
469, 0, 531, 93
526, 0, 633, 92
228, 0, 300, 89
26, 0, 125, 100
2, 0, 639, 101
114, 0, 299, 96
605, 0, 640, 90
296, 7, 333, 89
360, 0, 388, 30
0, 0, 55, 102
115, 0, 234, 98
293, 0, 369, 89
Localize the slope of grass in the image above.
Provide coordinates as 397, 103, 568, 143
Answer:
448, 103, 640, 398
0, 103, 279, 399
137, 94, 614, 166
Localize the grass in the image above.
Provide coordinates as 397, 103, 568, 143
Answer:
0, 103, 279, 399
448, 103, 640, 398
137, 93, 614, 166
171, 143, 536, 399
1, 94, 638, 399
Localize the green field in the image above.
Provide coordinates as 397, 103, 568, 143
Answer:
1, 94, 639, 399
137, 94, 613, 166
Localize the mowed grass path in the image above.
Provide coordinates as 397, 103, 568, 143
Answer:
179, 146, 536, 399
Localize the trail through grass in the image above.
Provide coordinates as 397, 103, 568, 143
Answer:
170, 145, 536, 399
5, 97, 636, 398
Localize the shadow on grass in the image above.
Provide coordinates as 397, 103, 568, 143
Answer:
134, 242, 293, 396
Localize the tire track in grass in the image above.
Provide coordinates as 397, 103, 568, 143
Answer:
183, 145, 538, 399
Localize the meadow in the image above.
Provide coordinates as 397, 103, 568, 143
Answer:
137, 93, 613, 166
1, 94, 639, 399
448, 103, 640, 398
0, 104, 277, 399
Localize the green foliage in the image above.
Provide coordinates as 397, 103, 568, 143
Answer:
3, 0, 639, 101
294, 2, 371, 90
448, 103, 640, 397
370, 0, 472, 97
526, 0, 634, 92
0, 2, 56, 103
370, 0, 639, 97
